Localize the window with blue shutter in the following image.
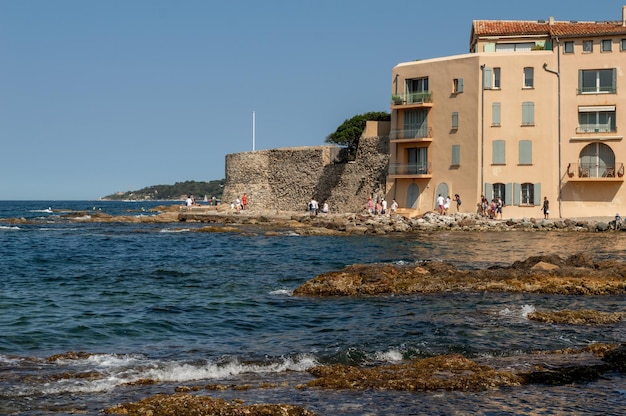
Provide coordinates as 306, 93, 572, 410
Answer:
483, 67, 493, 89
451, 145, 460, 166
519, 140, 532, 164
522, 102, 535, 126
451, 112, 459, 129
492, 102, 501, 126
492, 140, 505, 164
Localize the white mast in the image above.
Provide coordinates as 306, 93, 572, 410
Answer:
252, 111, 256, 151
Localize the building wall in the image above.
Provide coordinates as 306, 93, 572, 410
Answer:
223, 121, 390, 213
388, 27, 626, 218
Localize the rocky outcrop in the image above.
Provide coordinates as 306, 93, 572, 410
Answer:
292, 253, 626, 297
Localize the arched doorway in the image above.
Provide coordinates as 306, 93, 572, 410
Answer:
435, 183, 449, 209
580, 143, 615, 177
407, 183, 419, 209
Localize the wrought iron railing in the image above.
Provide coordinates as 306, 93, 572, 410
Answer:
388, 162, 432, 175
389, 127, 433, 140
576, 125, 617, 134
577, 86, 617, 94
567, 162, 624, 178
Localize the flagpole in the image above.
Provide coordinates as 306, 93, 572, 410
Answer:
252, 111, 256, 151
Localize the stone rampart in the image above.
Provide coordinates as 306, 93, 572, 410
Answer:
222, 122, 390, 213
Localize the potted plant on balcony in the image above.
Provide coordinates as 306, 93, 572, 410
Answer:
391, 95, 403, 105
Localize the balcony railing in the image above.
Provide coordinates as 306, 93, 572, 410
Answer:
390, 127, 433, 140
388, 162, 432, 176
577, 86, 617, 94
567, 162, 624, 179
576, 126, 617, 134
391, 92, 433, 106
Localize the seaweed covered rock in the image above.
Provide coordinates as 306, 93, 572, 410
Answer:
293, 254, 626, 297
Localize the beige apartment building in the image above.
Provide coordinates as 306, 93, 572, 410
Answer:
387, 6, 626, 218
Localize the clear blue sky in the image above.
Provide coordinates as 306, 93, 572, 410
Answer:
0, 0, 620, 200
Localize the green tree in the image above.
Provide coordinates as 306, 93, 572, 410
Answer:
325, 111, 390, 160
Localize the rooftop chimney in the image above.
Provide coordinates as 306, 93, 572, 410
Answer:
623, 5, 626, 26
549, 16, 555, 25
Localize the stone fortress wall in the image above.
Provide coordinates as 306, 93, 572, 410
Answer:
222, 121, 390, 214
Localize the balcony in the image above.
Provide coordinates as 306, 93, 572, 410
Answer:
391, 92, 433, 108
388, 162, 432, 178
566, 162, 624, 181
390, 127, 433, 142
575, 126, 617, 134
577, 86, 617, 94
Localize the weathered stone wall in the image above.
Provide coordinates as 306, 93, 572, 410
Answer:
222, 122, 390, 213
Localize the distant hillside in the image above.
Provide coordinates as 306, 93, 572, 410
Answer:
102, 179, 225, 201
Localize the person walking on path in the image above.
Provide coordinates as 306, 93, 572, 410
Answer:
542, 197, 550, 219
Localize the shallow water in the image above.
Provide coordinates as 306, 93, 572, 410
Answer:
1, 201, 625, 415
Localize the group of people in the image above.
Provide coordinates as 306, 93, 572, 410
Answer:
436, 194, 462, 215
478, 195, 504, 219
232, 193, 249, 212
308, 199, 329, 216
366, 197, 397, 215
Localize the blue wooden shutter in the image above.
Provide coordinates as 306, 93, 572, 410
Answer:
492, 140, 505, 164
451, 145, 460, 166
534, 183, 541, 206
492, 102, 501, 126
457, 78, 464, 92
483, 67, 492, 89
505, 183, 512, 206
485, 183, 492, 201
578, 70, 583, 93
452, 112, 459, 129
513, 183, 521, 205
612, 68, 617, 92
522, 102, 535, 125
519, 140, 532, 164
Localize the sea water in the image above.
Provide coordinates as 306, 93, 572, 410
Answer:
0, 201, 625, 415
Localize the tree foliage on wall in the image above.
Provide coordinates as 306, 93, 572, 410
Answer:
325, 112, 390, 160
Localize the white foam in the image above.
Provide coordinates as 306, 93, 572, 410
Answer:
521, 304, 536, 318
372, 349, 403, 363
269, 289, 293, 296
0, 225, 20, 230
160, 228, 190, 233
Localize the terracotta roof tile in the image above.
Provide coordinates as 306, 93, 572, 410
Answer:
472, 20, 626, 38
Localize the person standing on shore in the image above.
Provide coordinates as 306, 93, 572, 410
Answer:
241, 193, 248, 210
390, 199, 398, 214
437, 194, 445, 215
542, 197, 550, 219
454, 194, 461, 212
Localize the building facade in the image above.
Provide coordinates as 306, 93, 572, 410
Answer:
387, 6, 626, 218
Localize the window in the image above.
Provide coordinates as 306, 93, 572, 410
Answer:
493, 183, 506, 202
495, 42, 534, 52
564, 41, 574, 53
406, 77, 430, 103
579, 143, 616, 178
578, 106, 616, 133
407, 147, 429, 174
404, 109, 429, 138
601, 39, 612, 52
493, 68, 501, 88
621, 39, 626, 51
451, 145, 460, 166
451, 112, 459, 129
522, 102, 535, 126
523, 67, 534, 88
492, 102, 501, 126
521, 183, 535, 205
583, 40, 593, 52
453, 78, 463, 93
519, 140, 532, 164
579, 69, 616, 93
492, 140, 505, 164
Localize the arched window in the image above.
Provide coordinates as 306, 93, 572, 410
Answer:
579, 143, 615, 177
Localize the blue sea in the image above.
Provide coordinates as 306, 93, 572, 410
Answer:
1, 200, 625, 415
